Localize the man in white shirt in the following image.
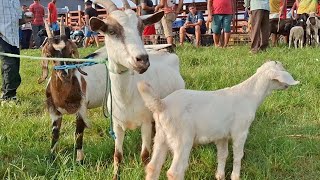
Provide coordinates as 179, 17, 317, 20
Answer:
0, 0, 32, 103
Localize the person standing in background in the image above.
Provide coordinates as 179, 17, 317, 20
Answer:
141, 0, 157, 44
29, 0, 45, 48
269, 0, 287, 46
207, 0, 234, 48
84, 0, 99, 48
296, 0, 317, 18
21, 5, 33, 49
48, 0, 59, 34
156, 0, 183, 45
244, 0, 270, 54
0, 0, 32, 104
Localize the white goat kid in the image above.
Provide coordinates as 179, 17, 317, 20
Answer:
289, 26, 304, 49
138, 61, 299, 180
90, 0, 185, 179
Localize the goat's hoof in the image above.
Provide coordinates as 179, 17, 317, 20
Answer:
215, 173, 225, 180
230, 173, 240, 180
141, 149, 150, 166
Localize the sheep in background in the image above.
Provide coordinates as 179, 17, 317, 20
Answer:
289, 26, 304, 49
138, 61, 299, 180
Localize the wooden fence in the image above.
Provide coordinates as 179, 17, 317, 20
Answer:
58, 1, 297, 43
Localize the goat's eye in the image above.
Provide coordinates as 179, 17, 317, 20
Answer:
108, 30, 115, 35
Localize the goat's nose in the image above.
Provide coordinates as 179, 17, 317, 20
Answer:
136, 54, 149, 64
135, 54, 150, 74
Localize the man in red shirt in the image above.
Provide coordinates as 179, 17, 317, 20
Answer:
48, 0, 58, 33
207, 0, 234, 48
29, 0, 45, 48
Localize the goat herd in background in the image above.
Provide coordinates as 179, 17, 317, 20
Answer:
38, 0, 300, 179
270, 12, 320, 49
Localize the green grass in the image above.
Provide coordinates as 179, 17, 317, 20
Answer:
1, 44, 320, 179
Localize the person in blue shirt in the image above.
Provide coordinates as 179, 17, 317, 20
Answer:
179, 4, 206, 47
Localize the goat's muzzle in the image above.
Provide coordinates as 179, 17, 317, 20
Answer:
309, 17, 316, 25
135, 54, 150, 74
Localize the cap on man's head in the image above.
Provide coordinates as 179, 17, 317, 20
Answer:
85, 0, 93, 5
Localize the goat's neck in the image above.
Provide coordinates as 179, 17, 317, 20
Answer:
50, 72, 74, 97
109, 68, 135, 105
231, 72, 272, 108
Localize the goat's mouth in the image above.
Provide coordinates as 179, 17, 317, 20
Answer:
131, 63, 150, 74
130, 55, 150, 74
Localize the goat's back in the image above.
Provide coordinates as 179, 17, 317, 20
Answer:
75, 64, 107, 109
158, 89, 255, 144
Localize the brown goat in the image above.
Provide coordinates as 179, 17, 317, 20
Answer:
41, 17, 107, 162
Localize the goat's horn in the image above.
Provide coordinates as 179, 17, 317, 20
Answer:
44, 18, 53, 38
121, 0, 130, 10
60, 16, 65, 36
94, 0, 117, 13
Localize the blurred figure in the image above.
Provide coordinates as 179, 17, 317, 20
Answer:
269, 0, 287, 46
296, 0, 317, 19
179, 4, 206, 47
269, 0, 286, 19
21, 5, 33, 49
0, 0, 32, 103
29, 0, 45, 48
290, 2, 298, 19
244, 0, 270, 54
207, 0, 234, 48
84, 0, 99, 48
156, 0, 183, 45
141, 0, 156, 44
48, 0, 59, 34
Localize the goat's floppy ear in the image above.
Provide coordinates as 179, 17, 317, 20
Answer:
89, 17, 108, 32
141, 11, 164, 26
270, 70, 300, 86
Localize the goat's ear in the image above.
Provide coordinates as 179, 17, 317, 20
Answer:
270, 70, 300, 86
89, 17, 108, 32
141, 11, 164, 26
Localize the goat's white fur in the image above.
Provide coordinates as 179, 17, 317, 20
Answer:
306, 12, 320, 45
90, 3, 185, 178
289, 26, 304, 49
138, 61, 299, 180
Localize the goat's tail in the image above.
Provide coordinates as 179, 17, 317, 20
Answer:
137, 81, 165, 113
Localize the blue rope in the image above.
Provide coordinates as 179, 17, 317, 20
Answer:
53, 62, 97, 70
102, 64, 116, 140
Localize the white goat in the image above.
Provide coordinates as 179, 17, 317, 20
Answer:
138, 61, 299, 180
306, 12, 320, 45
90, 0, 185, 179
289, 26, 304, 49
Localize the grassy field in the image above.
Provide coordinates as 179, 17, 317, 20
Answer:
0, 44, 320, 180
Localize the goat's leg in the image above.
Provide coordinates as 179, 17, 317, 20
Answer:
50, 110, 62, 159
113, 124, 125, 180
215, 138, 229, 180
294, 39, 298, 49
288, 35, 292, 48
146, 128, 169, 180
315, 29, 319, 45
167, 140, 193, 180
300, 38, 303, 49
141, 121, 152, 166
75, 112, 86, 163
230, 134, 248, 180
